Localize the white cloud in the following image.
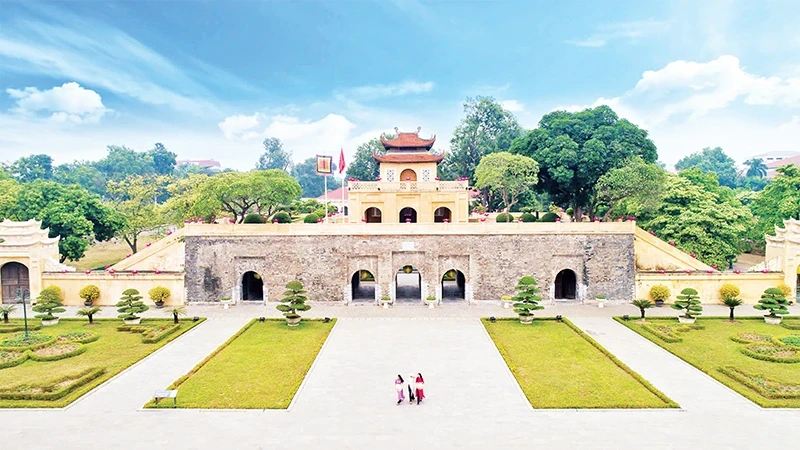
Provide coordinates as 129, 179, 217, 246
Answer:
218, 113, 266, 140
779, 115, 800, 130
500, 100, 525, 112
336, 81, 434, 101
6, 82, 109, 124
567, 19, 670, 48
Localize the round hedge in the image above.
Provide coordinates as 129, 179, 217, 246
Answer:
243, 213, 263, 224
539, 212, 559, 222
303, 213, 320, 223
495, 213, 515, 222
272, 212, 292, 223
520, 213, 537, 222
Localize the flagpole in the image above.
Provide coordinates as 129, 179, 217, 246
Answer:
341, 147, 346, 218
324, 175, 328, 224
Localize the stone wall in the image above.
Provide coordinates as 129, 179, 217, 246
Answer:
185, 230, 635, 303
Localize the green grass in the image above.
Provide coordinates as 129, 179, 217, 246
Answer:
71, 236, 158, 270
146, 318, 335, 409
482, 318, 676, 409
617, 316, 800, 408
0, 318, 203, 408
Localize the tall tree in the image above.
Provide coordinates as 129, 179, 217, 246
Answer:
675, 147, 740, 188
346, 137, 387, 181
107, 175, 168, 253
161, 174, 210, 225
596, 157, 666, 220
291, 157, 340, 198
95, 145, 156, 181
511, 105, 657, 220
474, 152, 538, 221
256, 137, 292, 172
147, 143, 177, 175
744, 158, 768, 178
9, 154, 53, 182
441, 97, 523, 183
53, 161, 108, 197
751, 164, 800, 238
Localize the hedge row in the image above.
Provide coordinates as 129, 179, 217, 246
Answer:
718, 366, 800, 400
142, 324, 180, 344
0, 325, 42, 334
740, 343, 800, 364
0, 351, 28, 370
0, 367, 105, 401
29, 343, 86, 362
781, 321, 800, 331
0, 333, 56, 351
57, 331, 99, 344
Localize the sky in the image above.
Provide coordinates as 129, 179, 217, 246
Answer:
2, 0, 800, 170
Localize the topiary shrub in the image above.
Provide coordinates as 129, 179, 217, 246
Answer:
116, 289, 149, 321
649, 284, 670, 304
32, 286, 65, 322
755, 287, 790, 319
496, 213, 514, 222
520, 213, 537, 222
303, 213, 320, 223
719, 283, 740, 302
243, 213, 263, 224
539, 212, 559, 222
671, 288, 703, 319
148, 286, 171, 306
512, 276, 544, 323
78, 285, 100, 306
277, 280, 311, 325
777, 283, 793, 299
272, 212, 292, 223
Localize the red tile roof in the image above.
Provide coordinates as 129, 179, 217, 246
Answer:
317, 187, 348, 200
372, 153, 445, 164
766, 154, 800, 168
380, 128, 436, 150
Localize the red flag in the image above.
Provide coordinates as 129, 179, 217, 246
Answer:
338, 147, 346, 174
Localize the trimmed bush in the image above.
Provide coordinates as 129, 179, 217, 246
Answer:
781, 320, 800, 330
512, 276, 544, 318
539, 212, 559, 222
719, 283, 740, 302
671, 288, 702, 319
78, 285, 100, 305
740, 343, 800, 363
272, 211, 292, 223
649, 285, 670, 303
277, 280, 311, 320
303, 213, 320, 223
0, 350, 28, 369
243, 213, 263, 224
777, 283, 793, 299
519, 213, 537, 222
755, 287, 790, 318
116, 289, 149, 321
148, 286, 171, 304
496, 213, 515, 222
32, 286, 65, 321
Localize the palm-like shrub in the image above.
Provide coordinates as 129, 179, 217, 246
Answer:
754, 287, 790, 319
0, 304, 15, 323
165, 305, 187, 324
512, 276, 544, 319
79, 285, 100, 306
671, 288, 703, 319
631, 299, 653, 320
277, 280, 311, 320
32, 286, 66, 321
723, 297, 743, 322
116, 289, 149, 320
649, 285, 670, 304
77, 307, 101, 324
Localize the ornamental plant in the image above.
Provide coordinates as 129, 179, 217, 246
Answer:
32, 286, 66, 321
148, 286, 171, 304
671, 288, 703, 319
0, 304, 15, 323
272, 212, 292, 223
303, 213, 320, 223
512, 276, 544, 318
79, 285, 100, 306
631, 299, 653, 320
777, 283, 793, 299
754, 287, 790, 319
649, 284, 670, 303
77, 306, 101, 324
718, 283, 740, 302
116, 289, 149, 320
723, 297, 743, 322
165, 305, 187, 324
243, 213, 263, 224
277, 280, 311, 320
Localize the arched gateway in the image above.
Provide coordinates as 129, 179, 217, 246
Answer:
241, 271, 264, 301
554, 269, 577, 300
351, 270, 375, 302
441, 269, 465, 300
1, 262, 29, 303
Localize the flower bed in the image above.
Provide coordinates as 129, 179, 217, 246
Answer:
57, 331, 99, 344
29, 343, 86, 362
0, 332, 55, 351
730, 332, 774, 344
719, 367, 800, 399
0, 351, 27, 370
740, 343, 800, 363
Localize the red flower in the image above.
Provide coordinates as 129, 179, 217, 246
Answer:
155, 270, 161, 274
733, 269, 741, 274
132, 270, 138, 275
658, 270, 666, 274
690, 254, 696, 258
85, 270, 91, 275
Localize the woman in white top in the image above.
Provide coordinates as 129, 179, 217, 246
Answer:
407, 373, 416, 403
395, 375, 406, 405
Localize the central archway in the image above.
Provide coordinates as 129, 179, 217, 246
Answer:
434, 207, 451, 223
400, 168, 417, 181
1, 262, 29, 303
399, 207, 417, 223
351, 270, 375, 302
365, 207, 382, 223
395, 265, 421, 302
241, 271, 264, 301
554, 269, 577, 300
441, 269, 465, 301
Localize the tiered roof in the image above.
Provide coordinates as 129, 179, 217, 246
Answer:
373, 127, 442, 164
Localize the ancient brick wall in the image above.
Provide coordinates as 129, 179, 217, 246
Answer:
185, 232, 635, 303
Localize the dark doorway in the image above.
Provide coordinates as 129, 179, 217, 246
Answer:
351, 270, 375, 302
434, 207, 452, 223
441, 269, 466, 301
242, 271, 264, 301
1, 262, 29, 304
399, 207, 417, 223
395, 265, 421, 302
554, 269, 577, 300
365, 207, 382, 223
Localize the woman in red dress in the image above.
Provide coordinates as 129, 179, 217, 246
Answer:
415, 373, 425, 405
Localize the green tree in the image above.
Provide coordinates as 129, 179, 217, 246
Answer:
77, 306, 101, 324
751, 165, 800, 242
511, 105, 657, 220
511, 276, 544, 321
291, 157, 340, 198
631, 299, 653, 320
744, 158, 768, 178
675, 147, 740, 188
346, 137, 387, 181
754, 287, 790, 319
638, 175, 751, 268
53, 161, 108, 197
95, 145, 156, 181
277, 280, 311, 321
671, 288, 703, 319
148, 143, 177, 175
9, 154, 53, 182
161, 174, 210, 224
116, 289, 149, 321
474, 152, 538, 221
32, 286, 66, 321
441, 97, 522, 184
107, 175, 168, 253
256, 137, 292, 172
596, 157, 666, 220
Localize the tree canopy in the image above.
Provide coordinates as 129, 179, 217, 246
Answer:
474, 152, 538, 220
291, 157, 340, 198
510, 105, 657, 220
744, 158, 768, 178
107, 175, 168, 253
148, 143, 177, 175
95, 145, 156, 182
596, 156, 666, 220
346, 137, 386, 181
8, 154, 53, 182
256, 137, 292, 172
751, 164, 800, 239
675, 147, 740, 188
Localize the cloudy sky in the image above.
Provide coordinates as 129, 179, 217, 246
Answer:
1, 0, 800, 170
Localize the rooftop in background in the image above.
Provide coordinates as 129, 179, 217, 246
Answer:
176, 159, 222, 168
765, 154, 800, 178
751, 150, 800, 162
317, 187, 348, 201
380, 127, 436, 151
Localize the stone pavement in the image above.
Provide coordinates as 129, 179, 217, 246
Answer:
1, 306, 800, 449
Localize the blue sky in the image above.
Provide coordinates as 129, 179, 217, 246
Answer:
2, 0, 800, 170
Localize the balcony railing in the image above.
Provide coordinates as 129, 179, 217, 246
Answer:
348, 180, 469, 193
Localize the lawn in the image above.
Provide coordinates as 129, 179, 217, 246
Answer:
146, 318, 335, 409
482, 318, 676, 409
618, 316, 800, 408
71, 236, 158, 271
0, 318, 203, 408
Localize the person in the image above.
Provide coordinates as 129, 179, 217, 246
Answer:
415, 373, 425, 404
395, 375, 405, 405
407, 373, 416, 404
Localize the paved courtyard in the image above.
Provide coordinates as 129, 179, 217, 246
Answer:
2, 304, 800, 449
